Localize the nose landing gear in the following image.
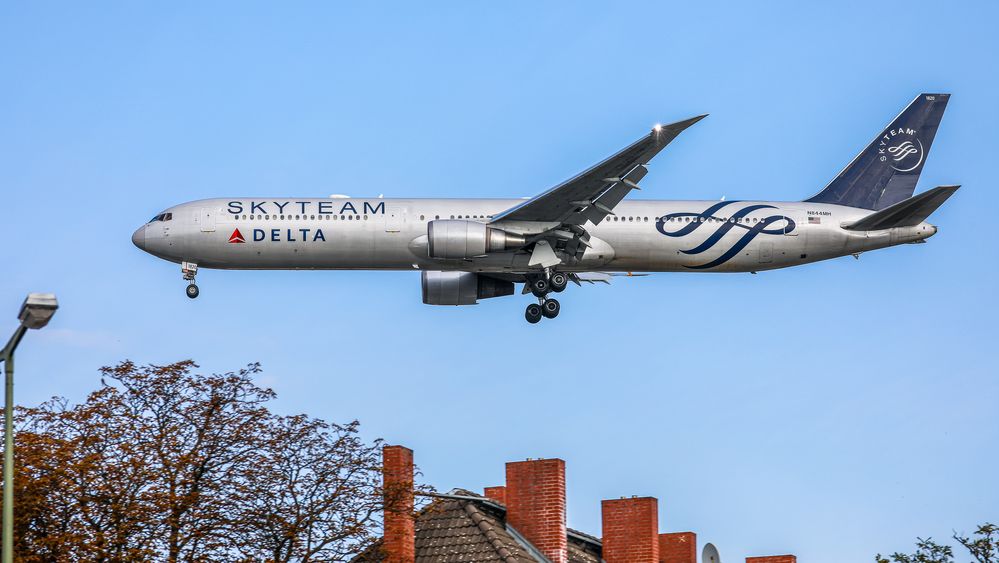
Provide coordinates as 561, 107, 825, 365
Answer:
182, 261, 200, 299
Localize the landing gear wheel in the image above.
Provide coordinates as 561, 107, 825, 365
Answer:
181, 262, 200, 299
529, 278, 550, 298
525, 303, 543, 324
542, 298, 560, 319
549, 272, 568, 293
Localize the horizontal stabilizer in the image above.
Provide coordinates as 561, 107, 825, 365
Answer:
843, 185, 959, 231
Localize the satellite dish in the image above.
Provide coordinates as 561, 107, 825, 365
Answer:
702, 543, 721, 563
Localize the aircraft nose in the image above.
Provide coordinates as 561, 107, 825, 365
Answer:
131, 226, 146, 250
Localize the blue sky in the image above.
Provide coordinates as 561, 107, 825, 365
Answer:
2, 2, 997, 561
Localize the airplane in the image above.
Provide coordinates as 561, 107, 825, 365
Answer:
132, 93, 957, 324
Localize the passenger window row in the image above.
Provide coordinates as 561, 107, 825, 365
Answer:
228, 213, 771, 226
233, 214, 369, 221
231, 214, 499, 222
415, 215, 494, 221
662, 216, 762, 224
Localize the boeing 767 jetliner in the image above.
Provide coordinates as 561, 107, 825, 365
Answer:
133, 94, 957, 323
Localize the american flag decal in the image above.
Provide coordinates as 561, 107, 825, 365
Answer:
808, 216, 821, 224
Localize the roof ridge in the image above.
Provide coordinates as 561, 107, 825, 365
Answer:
567, 527, 602, 546
421, 490, 507, 512
463, 500, 523, 563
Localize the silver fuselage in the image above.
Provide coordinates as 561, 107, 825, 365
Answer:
132, 197, 937, 273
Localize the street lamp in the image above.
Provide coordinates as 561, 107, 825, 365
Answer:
1, 293, 57, 563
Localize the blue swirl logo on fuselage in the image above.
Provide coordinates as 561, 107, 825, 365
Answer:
655, 201, 794, 269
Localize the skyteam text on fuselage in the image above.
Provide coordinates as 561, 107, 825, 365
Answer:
132, 94, 958, 323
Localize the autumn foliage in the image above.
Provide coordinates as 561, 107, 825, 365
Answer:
3, 360, 388, 562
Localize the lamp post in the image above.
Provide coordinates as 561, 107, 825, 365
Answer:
1, 293, 57, 563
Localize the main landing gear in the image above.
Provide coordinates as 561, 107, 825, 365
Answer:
525, 303, 543, 324
525, 297, 560, 324
525, 296, 560, 324
541, 298, 560, 318
528, 271, 568, 298
182, 261, 200, 299
524, 270, 565, 324
549, 272, 568, 293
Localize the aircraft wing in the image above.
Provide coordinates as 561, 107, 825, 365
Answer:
490, 115, 706, 226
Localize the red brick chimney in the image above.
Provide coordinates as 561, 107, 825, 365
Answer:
483, 486, 507, 505
382, 445, 415, 563
602, 496, 660, 563
660, 532, 697, 563
505, 458, 568, 563
746, 556, 797, 563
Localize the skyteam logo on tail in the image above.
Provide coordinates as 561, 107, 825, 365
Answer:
656, 201, 793, 269
879, 128, 924, 172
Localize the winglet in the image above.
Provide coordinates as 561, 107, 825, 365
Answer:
653, 114, 708, 138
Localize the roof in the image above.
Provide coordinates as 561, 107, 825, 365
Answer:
351, 490, 601, 563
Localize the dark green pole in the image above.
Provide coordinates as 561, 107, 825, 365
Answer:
1, 325, 26, 563
2, 350, 11, 563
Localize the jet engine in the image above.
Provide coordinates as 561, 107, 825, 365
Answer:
427, 220, 526, 259
421, 271, 515, 305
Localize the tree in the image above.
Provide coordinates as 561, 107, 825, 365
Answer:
876, 537, 954, 563
878, 524, 999, 563
3, 360, 392, 562
16, 391, 160, 562
232, 416, 384, 562
954, 524, 999, 563
104, 360, 275, 561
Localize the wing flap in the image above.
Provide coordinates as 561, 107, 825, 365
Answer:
570, 272, 650, 285
565, 165, 650, 226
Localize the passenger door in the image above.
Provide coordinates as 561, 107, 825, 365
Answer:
758, 242, 773, 263
198, 207, 216, 232
385, 205, 407, 233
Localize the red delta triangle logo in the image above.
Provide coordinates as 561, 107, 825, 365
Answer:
228, 229, 245, 243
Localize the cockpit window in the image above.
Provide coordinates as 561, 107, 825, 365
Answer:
148, 213, 173, 223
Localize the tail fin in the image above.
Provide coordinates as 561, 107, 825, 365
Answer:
843, 185, 959, 231
805, 93, 950, 210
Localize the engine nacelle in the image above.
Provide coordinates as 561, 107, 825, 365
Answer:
421, 271, 515, 305
427, 220, 526, 259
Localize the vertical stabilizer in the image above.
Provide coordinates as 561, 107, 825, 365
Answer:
805, 93, 949, 210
